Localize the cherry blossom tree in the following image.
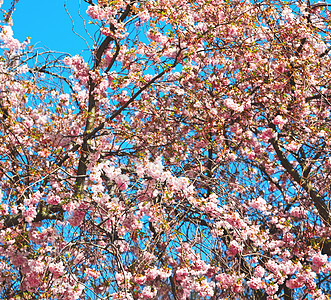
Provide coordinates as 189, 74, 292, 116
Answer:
0, 0, 331, 299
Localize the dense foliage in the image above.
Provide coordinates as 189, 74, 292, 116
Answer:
0, 0, 331, 299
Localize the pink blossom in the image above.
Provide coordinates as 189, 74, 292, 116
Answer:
85, 268, 101, 279
86, 5, 107, 20
63, 55, 89, 86
266, 283, 279, 295
47, 194, 61, 205
325, 158, 331, 168
49, 261, 65, 278
279, 260, 298, 275
282, 7, 294, 20
312, 252, 328, 268
25, 272, 42, 289
260, 128, 277, 143
116, 271, 132, 287
23, 205, 37, 223
273, 62, 287, 73
139, 10, 150, 22
286, 141, 301, 152
286, 278, 304, 289
197, 279, 215, 297
10, 205, 18, 215
265, 260, 279, 273
63, 201, 78, 213
26, 191, 42, 205
290, 206, 307, 218
115, 174, 129, 190
272, 115, 287, 129
216, 273, 240, 289
171, 176, 190, 191
306, 277, 317, 291
249, 197, 267, 211
112, 292, 134, 300
29, 259, 45, 275
141, 286, 157, 299
11, 253, 28, 267
0, 203, 8, 215
100, 27, 112, 37
224, 98, 243, 112
59, 93, 70, 106
144, 157, 164, 180
136, 164, 145, 178
146, 267, 159, 281
228, 152, 237, 161
69, 209, 85, 227
0, 26, 21, 50
135, 274, 147, 284
147, 30, 167, 44
247, 277, 265, 290
159, 268, 172, 279
254, 266, 266, 278
226, 240, 243, 256
176, 268, 189, 281
312, 289, 327, 300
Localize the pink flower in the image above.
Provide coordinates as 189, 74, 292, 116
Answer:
0, 203, 8, 215
23, 205, 37, 223
86, 5, 106, 20
139, 10, 150, 22
228, 152, 237, 161
29, 259, 45, 274
260, 128, 277, 143
286, 278, 304, 289
135, 274, 147, 285
11, 253, 28, 267
176, 268, 189, 281
47, 194, 61, 205
273, 62, 287, 73
325, 158, 331, 168
136, 164, 145, 178
85, 268, 101, 279
306, 277, 316, 291
216, 273, 240, 289
49, 262, 65, 278
197, 279, 215, 297
272, 115, 287, 129
312, 252, 328, 268
26, 191, 42, 205
226, 240, 243, 256
286, 141, 301, 152
59, 93, 70, 106
249, 197, 267, 211
254, 266, 266, 278
290, 206, 307, 218
63, 55, 89, 86
11, 205, 18, 214
146, 267, 159, 281
141, 286, 157, 299
282, 7, 294, 21
265, 260, 279, 273
0, 25, 21, 50
69, 209, 85, 227
159, 268, 172, 279
224, 98, 243, 112
100, 27, 112, 37
25, 272, 41, 288
266, 283, 279, 295
247, 277, 264, 290
115, 174, 129, 190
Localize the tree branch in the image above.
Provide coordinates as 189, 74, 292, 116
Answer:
270, 138, 331, 225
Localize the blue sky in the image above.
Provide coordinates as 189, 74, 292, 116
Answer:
10, 0, 93, 56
